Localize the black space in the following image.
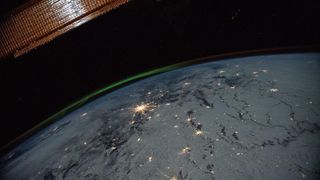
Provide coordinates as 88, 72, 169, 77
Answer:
0, 0, 320, 148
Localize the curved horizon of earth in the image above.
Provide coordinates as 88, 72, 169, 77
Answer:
1, 53, 320, 180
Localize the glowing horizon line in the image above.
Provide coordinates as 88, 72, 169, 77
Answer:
1, 45, 318, 153
0, 61, 185, 153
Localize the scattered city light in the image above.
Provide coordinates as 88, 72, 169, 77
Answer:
170, 176, 177, 180
129, 120, 136, 125
179, 146, 191, 155
148, 156, 153, 162
195, 130, 204, 136
81, 112, 87, 117
134, 103, 149, 114
270, 88, 279, 92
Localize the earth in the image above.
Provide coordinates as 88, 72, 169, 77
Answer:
1, 53, 320, 180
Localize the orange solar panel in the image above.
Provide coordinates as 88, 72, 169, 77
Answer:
0, 0, 130, 59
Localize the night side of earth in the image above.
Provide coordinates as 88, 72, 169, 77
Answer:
1, 53, 320, 180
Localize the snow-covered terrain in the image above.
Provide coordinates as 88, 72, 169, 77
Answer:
1, 53, 320, 180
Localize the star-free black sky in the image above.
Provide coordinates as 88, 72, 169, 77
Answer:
0, 0, 319, 148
